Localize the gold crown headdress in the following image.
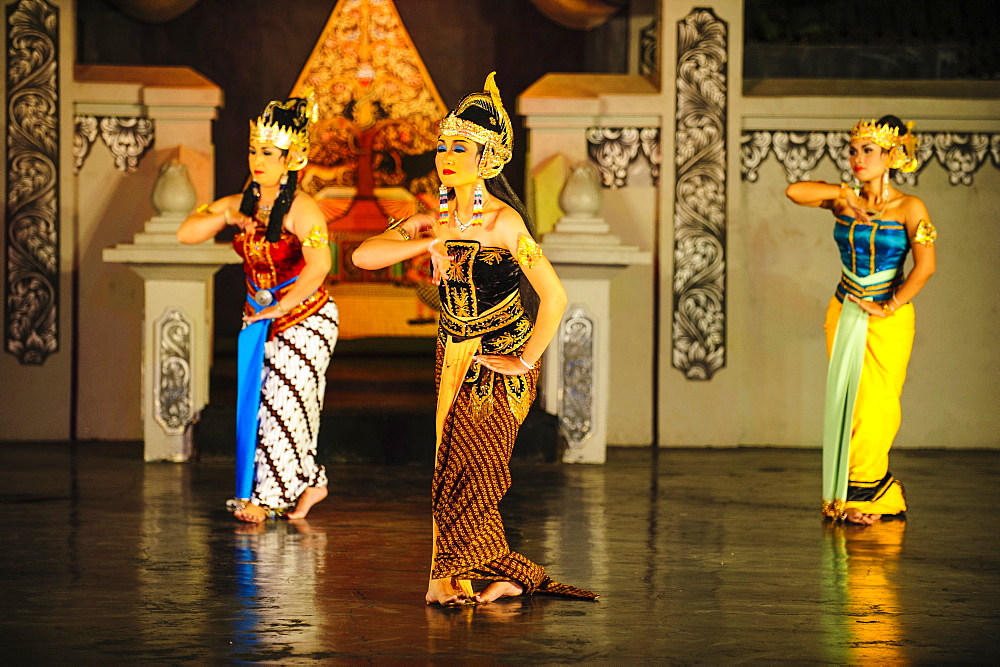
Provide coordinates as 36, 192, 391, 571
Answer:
438, 72, 512, 179
850, 118, 920, 173
249, 92, 317, 171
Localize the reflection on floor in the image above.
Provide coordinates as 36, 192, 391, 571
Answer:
1, 443, 997, 662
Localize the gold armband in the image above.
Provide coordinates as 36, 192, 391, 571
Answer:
516, 234, 543, 269
301, 224, 330, 248
195, 203, 212, 214
386, 217, 410, 240
913, 219, 937, 245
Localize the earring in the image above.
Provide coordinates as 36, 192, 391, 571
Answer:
438, 184, 449, 225
881, 169, 889, 203
471, 183, 484, 226
280, 172, 288, 187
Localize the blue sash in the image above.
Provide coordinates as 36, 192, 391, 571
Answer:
233, 276, 296, 500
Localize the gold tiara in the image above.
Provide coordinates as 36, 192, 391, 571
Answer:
850, 118, 920, 173
850, 119, 899, 149
249, 93, 316, 171
438, 72, 512, 179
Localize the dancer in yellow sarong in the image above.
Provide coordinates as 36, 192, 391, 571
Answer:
353, 74, 598, 604
786, 115, 936, 525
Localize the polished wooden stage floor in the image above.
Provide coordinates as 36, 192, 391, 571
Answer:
1, 442, 997, 663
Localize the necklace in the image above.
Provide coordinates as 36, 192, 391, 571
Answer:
257, 203, 273, 225
861, 195, 887, 221
852, 185, 887, 221
452, 190, 489, 232
453, 210, 474, 232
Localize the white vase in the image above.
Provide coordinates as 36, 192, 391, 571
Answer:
558, 162, 602, 219
151, 161, 197, 218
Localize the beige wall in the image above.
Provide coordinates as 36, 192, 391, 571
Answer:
74, 140, 152, 440
602, 178, 656, 446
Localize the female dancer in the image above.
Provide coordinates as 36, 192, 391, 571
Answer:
786, 116, 936, 525
178, 96, 339, 523
353, 73, 597, 604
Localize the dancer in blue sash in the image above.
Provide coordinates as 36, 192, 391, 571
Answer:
178, 96, 338, 523
786, 116, 937, 525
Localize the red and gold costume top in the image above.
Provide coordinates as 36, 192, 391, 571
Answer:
234, 226, 329, 336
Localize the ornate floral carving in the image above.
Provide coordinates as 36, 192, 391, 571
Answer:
740, 131, 772, 183
673, 8, 727, 381
99, 116, 155, 172
824, 131, 852, 183
154, 309, 192, 435
74, 115, 154, 173
932, 132, 989, 186
639, 127, 661, 183
772, 131, 827, 182
73, 115, 99, 172
742, 130, 1000, 187
5, 0, 59, 364
586, 127, 661, 189
586, 127, 640, 189
560, 305, 594, 449
639, 15, 658, 76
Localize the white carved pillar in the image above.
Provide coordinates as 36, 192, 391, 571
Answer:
105, 240, 238, 461
542, 163, 651, 463
95, 66, 232, 460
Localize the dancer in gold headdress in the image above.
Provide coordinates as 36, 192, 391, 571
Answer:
178, 96, 338, 523
353, 73, 598, 604
786, 115, 936, 525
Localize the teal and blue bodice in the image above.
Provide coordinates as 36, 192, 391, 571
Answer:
833, 214, 909, 302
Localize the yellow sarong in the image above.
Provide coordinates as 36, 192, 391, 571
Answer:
823, 296, 913, 516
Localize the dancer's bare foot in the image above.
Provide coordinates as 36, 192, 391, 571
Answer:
233, 502, 268, 523
286, 486, 327, 520
843, 508, 882, 525
474, 580, 524, 604
426, 577, 472, 606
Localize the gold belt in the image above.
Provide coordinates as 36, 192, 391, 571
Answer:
440, 291, 524, 339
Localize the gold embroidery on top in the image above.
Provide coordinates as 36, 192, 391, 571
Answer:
492, 331, 518, 350
301, 224, 329, 248
479, 248, 505, 264
442, 242, 479, 321
848, 221, 857, 274
913, 219, 937, 245
870, 223, 877, 275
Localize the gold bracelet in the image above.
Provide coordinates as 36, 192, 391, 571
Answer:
518, 356, 535, 370
275, 302, 287, 315
196, 203, 212, 214
891, 294, 903, 309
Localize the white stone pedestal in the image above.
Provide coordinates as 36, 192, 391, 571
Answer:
104, 218, 239, 461
543, 218, 651, 464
